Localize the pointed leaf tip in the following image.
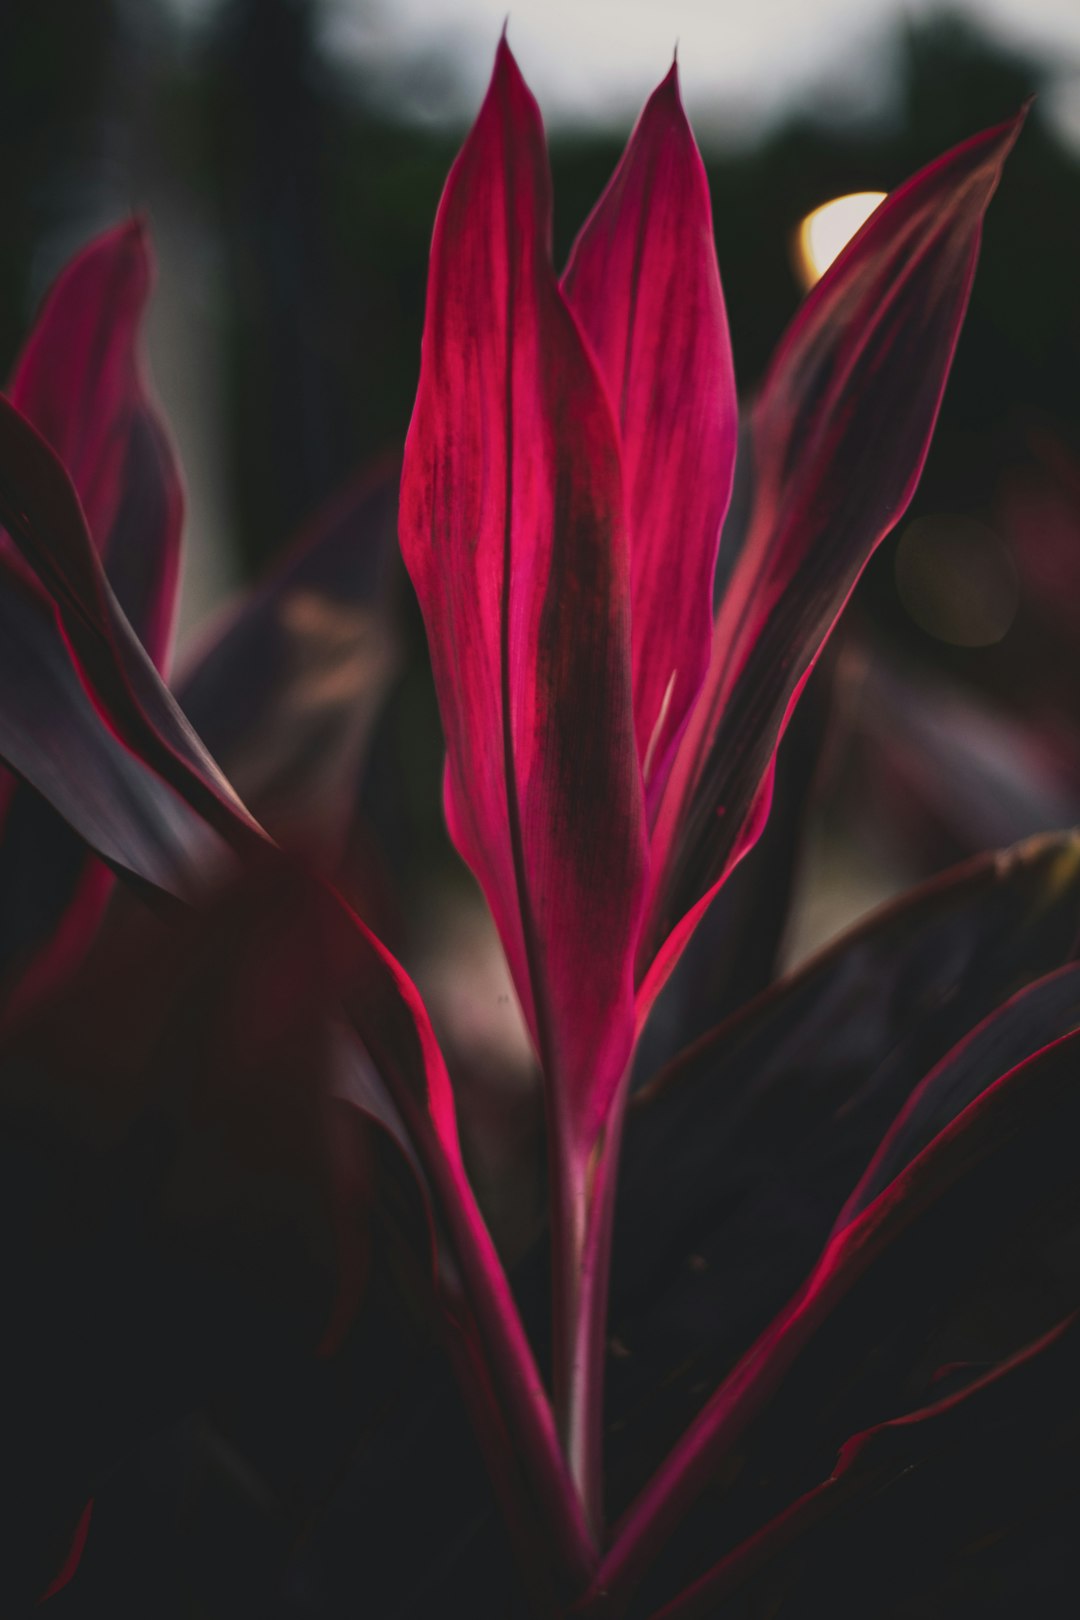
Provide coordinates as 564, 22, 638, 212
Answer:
641, 108, 1023, 1016
562, 52, 737, 822
400, 28, 647, 1156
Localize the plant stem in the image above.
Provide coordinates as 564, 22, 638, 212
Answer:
550, 1077, 630, 1538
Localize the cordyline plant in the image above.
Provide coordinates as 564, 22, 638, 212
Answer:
2, 34, 1079, 1620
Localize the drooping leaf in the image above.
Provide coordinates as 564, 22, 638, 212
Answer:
601, 832, 1080, 1518
178, 458, 401, 861
595, 982, 1080, 1609
650, 1312, 1078, 1619
640, 110, 1026, 1016
398, 38, 648, 1157
333, 887, 595, 1589
562, 63, 737, 818
0, 569, 226, 916
621, 1036, 1080, 1618
0, 224, 187, 1004
0, 397, 262, 857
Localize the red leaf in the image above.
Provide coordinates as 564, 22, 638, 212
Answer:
333, 891, 595, 1585
562, 63, 737, 819
399, 39, 647, 1157
639, 110, 1025, 1020
9, 219, 183, 672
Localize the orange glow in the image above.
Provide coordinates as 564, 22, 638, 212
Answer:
794, 191, 887, 289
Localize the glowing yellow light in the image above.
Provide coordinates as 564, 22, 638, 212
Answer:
794, 191, 888, 289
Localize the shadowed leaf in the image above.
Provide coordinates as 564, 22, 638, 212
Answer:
641, 111, 1026, 1017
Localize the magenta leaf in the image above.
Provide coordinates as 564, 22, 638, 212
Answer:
561, 63, 737, 818
8, 220, 183, 672
398, 41, 650, 1511
400, 39, 647, 1159
332, 889, 596, 1585
641, 110, 1025, 1014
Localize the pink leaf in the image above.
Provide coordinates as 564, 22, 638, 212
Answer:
9, 219, 183, 672
639, 111, 1025, 1021
399, 39, 647, 1157
562, 63, 737, 819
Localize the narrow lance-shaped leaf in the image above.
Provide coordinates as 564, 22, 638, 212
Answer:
7, 220, 183, 672
561, 63, 737, 819
0, 568, 227, 907
331, 890, 596, 1588
593, 1007, 1080, 1609
622, 830, 1080, 1302
0, 397, 263, 857
831, 962, 1080, 1232
652, 1311, 1078, 1620
603, 832, 1080, 1515
0, 223, 186, 1003
399, 38, 648, 1158
640, 111, 1025, 1015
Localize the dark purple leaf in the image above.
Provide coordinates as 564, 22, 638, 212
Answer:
177, 458, 401, 862
0, 398, 262, 857
0, 223, 186, 1006
0, 570, 225, 914
651, 1312, 1078, 1618
594, 1018, 1080, 1610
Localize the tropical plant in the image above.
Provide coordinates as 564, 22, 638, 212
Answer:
2, 34, 1077, 1620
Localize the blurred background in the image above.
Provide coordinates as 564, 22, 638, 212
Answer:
3, 0, 1080, 1038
